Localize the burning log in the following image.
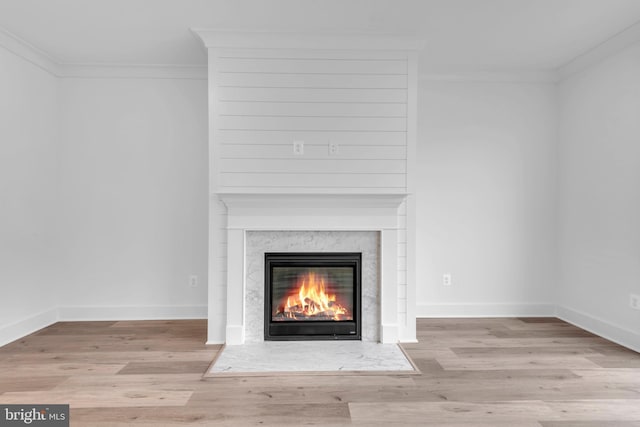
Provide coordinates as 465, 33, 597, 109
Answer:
273, 271, 353, 321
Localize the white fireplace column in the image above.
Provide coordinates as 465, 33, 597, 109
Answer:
225, 227, 246, 344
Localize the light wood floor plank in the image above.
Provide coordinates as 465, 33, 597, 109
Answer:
0, 350, 219, 364
540, 422, 640, 427
436, 354, 603, 370
571, 368, 640, 383
349, 400, 557, 423
0, 362, 126, 377
0, 388, 194, 408
0, 375, 69, 393
116, 360, 212, 375
543, 399, 640, 421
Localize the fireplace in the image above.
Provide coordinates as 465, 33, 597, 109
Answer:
264, 252, 362, 341
214, 195, 410, 345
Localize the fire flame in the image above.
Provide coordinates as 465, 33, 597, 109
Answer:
278, 271, 350, 321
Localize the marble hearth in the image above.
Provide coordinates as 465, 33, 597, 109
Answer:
217, 193, 407, 345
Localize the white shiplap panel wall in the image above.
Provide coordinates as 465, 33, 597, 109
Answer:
202, 37, 417, 343
211, 49, 408, 193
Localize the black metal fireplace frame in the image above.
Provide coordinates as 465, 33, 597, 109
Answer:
264, 252, 362, 341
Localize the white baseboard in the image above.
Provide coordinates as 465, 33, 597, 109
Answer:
0, 308, 58, 347
57, 305, 207, 321
556, 305, 640, 353
416, 303, 556, 318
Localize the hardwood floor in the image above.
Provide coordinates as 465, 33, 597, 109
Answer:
0, 318, 638, 426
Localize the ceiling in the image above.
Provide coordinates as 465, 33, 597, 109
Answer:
1, 0, 639, 71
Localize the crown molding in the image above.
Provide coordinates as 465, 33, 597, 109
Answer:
420, 69, 559, 84
0, 27, 60, 75
191, 29, 426, 51
56, 63, 207, 80
558, 19, 640, 80
0, 26, 206, 80
6, 20, 638, 83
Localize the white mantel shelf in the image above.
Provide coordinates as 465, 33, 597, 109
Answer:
217, 193, 409, 209
218, 193, 408, 232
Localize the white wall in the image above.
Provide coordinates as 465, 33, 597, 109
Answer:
0, 43, 210, 343
0, 46, 60, 342
416, 79, 558, 316
57, 77, 209, 319
557, 43, 640, 350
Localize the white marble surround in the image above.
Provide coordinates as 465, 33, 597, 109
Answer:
245, 231, 379, 342
219, 193, 406, 344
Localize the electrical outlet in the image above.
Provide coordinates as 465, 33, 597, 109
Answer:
329, 142, 339, 156
443, 273, 452, 286
631, 293, 640, 310
189, 275, 198, 288
293, 140, 304, 155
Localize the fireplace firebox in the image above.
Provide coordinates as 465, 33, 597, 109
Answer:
264, 252, 361, 340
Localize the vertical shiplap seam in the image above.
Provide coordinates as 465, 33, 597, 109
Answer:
209, 48, 230, 343
403, 51, 419, 342
210, 48, 223, 193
